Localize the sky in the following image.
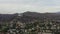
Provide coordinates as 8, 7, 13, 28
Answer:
0, 0, 60, 14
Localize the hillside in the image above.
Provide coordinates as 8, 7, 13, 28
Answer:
0, 11, 60, 23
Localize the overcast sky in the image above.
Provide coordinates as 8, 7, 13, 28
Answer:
0, 0, 60, 14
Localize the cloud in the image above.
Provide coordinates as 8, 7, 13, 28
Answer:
0, 0, 60, 13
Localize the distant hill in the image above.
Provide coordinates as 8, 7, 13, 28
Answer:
0, 14, 17, 22
0, 11, 60, 24
21, 11, 60, 21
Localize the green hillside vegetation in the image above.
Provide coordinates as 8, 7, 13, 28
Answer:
0, 12, 60, 34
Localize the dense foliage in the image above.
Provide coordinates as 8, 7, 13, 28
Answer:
0, 12, 60, 34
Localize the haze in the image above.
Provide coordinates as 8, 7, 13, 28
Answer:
0, 0, 60, 14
